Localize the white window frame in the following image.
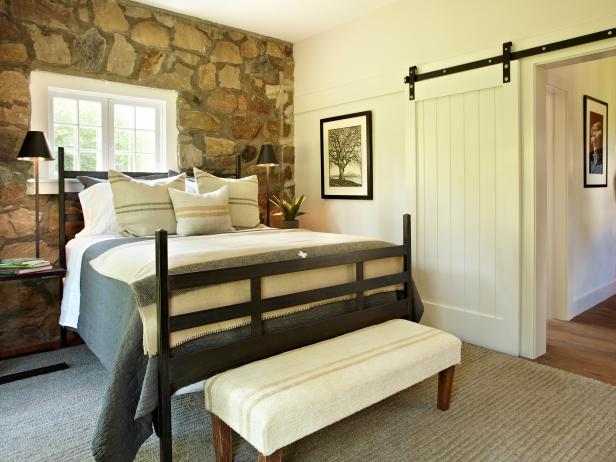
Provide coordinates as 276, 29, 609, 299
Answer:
109, 98, 164, 172
30, 71, 179, 183
48, 90, 109, 172
48, 87, 166, 174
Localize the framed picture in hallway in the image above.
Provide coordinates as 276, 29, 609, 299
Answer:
584, 95, 608, 188
320, 111, 373, 199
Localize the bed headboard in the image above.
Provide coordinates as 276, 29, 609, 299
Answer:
57, 147, 242, 269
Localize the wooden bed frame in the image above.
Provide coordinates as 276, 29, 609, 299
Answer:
154, 216, 413, 461
56, 147, 413, 462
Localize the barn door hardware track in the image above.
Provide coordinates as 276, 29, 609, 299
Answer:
404, 27, 616, 100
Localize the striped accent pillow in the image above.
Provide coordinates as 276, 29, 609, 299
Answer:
108, 170, 186, 236
193, 168, 260, 228
169, 186, 233, 236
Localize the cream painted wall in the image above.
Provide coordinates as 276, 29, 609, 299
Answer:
546, 57, 616, 319
294, 0, 616, 243
295, 93, 407, 243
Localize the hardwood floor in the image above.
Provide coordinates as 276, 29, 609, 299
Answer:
534, 296, 616, 385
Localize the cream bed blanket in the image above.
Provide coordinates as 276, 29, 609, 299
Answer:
90, 229, 403, 356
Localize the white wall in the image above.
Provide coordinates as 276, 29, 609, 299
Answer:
546, 57, 616, 319
294, 0, 616, 244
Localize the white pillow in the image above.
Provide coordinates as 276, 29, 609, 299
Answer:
185, 178, 197, 193
169, 186, 233, 236
108, 170, 186, 237
75, 182, 119, 237
193, 167, 260, 229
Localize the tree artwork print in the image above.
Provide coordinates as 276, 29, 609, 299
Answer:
320, 111, 373, 200
328, 125, 362, 187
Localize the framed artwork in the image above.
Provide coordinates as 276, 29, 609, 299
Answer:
320, 111, 373, 199
584, 95, 608, 188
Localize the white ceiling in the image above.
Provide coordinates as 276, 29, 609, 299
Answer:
132, 0, 398, 43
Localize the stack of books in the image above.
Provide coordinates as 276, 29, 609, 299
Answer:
0, 258, 53, 275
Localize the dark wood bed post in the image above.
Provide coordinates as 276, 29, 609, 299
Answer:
58, 147, 66, 270
156, 229, 173, 462
57, 147, 69, 347
402, 213, 413, 319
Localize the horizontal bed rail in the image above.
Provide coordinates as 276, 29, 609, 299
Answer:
169, 299, 409, 392
169, 244, 407, 291
169, 271, 409, 332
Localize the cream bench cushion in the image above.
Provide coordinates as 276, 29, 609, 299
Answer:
204, 319, 461, 456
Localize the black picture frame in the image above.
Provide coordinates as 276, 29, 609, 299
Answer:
320, 111, 373, 200
583, 95, 608, 188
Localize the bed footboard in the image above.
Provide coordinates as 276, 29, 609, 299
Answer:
155, 214, 414, 462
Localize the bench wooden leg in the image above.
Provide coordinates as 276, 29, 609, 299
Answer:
211, 414, 232, 462
437, 365, 455, 411
257, 449, 283, 462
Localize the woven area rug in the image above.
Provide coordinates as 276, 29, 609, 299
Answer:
1, 343, 615, 461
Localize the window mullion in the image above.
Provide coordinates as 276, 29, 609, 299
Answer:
109, 100, 115, 170
75, 97, 80, 170
131, 105, 137, 172
101, 99, 109, 171
47, 92, 56, 178
156, 104, 161, 170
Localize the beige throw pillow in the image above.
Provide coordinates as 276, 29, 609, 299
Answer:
169, 186, 233, 236
193, 167, 260, 228
108, 170, 185, 236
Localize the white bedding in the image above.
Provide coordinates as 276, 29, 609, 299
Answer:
59, 229, 278, 396
58, 227, 269, 328
91, 229, 372, 284
59, 235, 117, 328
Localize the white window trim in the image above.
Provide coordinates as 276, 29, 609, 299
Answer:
47, 90, 109, 172
48, 88, 166, 174
108, 97, 165, 171
30, 71, 178, 181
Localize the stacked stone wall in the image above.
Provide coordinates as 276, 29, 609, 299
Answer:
0, 0, 294, 355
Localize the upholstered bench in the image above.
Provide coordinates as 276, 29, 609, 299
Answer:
205, 319, 461, 461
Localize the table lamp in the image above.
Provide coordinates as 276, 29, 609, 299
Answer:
256, 143, 278, 226
17, 131, 53, 259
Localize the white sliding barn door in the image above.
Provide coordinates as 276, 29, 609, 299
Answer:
411, 63, 520, 355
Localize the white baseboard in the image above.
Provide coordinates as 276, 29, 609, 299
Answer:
568, 279, 616, 320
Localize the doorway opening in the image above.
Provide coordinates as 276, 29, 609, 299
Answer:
535, 53, 616, 384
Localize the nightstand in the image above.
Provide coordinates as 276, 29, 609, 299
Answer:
0, 266, 66, 283
0, 266, 69, 385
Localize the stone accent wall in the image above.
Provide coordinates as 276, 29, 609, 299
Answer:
0, 0, 294, 356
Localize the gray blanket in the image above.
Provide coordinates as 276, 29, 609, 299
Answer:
76, 237, 424, 462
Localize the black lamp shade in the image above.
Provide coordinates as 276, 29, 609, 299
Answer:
257, 143, 278, 166
17, 131, 53, 161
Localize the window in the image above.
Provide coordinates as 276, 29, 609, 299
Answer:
49, 89, 165, 172
112, 102, 159, 171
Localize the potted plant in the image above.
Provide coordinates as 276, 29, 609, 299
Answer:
270, 194, 306, 229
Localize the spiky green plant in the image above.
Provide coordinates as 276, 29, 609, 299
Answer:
270, 194, 306, 221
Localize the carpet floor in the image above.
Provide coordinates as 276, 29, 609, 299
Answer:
1, 343, 615, 461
